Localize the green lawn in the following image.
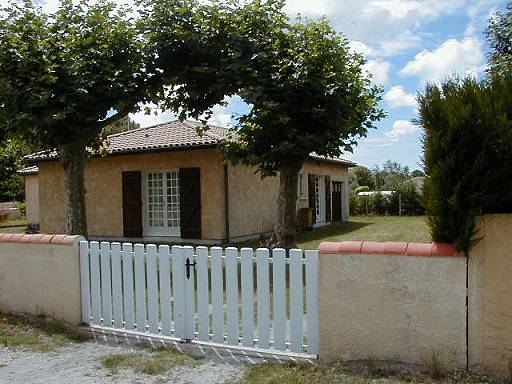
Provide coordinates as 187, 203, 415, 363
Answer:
233, 216, 431, 250
0, 218, 27, 233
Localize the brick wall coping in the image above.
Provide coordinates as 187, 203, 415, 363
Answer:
0, 233, 80, 246
319, 241, 463, 257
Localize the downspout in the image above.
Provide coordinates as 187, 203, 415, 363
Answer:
224, 163, 230, 243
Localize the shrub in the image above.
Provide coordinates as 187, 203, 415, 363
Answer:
418, 76, 512, 253
369, 191, 387, 215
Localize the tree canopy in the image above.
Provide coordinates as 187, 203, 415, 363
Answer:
486, 1, 512, 77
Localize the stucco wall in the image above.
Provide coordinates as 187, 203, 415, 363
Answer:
227, 159, 350, 239
299, 160, 350, 221
0, 233, 83, 325
318, 241, 466, 369
38, 149, 226, 240
24, 174, 40, 225
469, 214, 512, 378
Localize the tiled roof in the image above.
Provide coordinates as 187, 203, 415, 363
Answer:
23, 120, 355, 166
17, 165, 39, 175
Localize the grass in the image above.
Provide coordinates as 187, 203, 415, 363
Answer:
102, 345, 199, 375
232, 216, 430, 250
0, 311, 89, 352
235, 362, 506, 384
0, 218, 27, 233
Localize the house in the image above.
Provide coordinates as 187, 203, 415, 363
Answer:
19, 120, 354, 243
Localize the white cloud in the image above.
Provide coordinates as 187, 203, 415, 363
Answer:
349, 41, 373, 56
400, 37, 485, 82
376, 32, 422, 56
363, 60, 391, 85
385, 120, 420, 140
129, 104, 177, 128
384, 86, 417, 110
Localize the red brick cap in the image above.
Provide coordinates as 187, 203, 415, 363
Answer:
0, 233, 80, 245
319, 241, 462, 257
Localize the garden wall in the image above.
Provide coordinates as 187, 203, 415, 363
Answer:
0, 233, 83, 325
468, 214, 512, 377
318, 241, 467, 369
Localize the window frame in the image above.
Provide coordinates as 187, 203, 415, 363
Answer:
142, 170, 181, 237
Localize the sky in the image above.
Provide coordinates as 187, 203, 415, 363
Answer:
34, 0, 509, 170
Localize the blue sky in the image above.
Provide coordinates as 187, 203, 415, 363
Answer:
36, 0, 509, 171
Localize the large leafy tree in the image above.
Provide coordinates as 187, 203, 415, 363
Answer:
486, 1, 512, 77
0, 0, 151, 235
222, 18, 384, 247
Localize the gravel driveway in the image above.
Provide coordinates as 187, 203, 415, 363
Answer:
0, 341, 247, 384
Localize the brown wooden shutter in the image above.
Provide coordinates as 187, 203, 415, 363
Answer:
122, 171, 143, 237
308, 174, 316, 224
179, 168, 201, 239
325, 175, 332, 222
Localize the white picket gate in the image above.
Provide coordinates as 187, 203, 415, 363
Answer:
79, 241, 319, 356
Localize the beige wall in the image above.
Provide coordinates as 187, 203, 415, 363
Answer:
469, 214, 512, 378
38, 149, 226, 240
0, 234, 83, 325
299, 160, 350, 221
319, 247, 467, 368
227, 160, 350, 240
24, 174, 39, 225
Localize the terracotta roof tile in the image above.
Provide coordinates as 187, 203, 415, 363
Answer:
23, 119, 355, 166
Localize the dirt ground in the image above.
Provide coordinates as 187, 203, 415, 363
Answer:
0, 341, 247, 384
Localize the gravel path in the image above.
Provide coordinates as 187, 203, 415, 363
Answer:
0, 341, 247, 384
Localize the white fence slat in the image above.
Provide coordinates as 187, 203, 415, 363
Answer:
122, 243, 135, 330
182, 246, 195, 340
272, 248, 286, 351
305, 250, 319, 355
146, 244, 159, 333
225, 247, 239, 345
210, 247, 224, 343
196, 246, 209, 341
134, 244, 147, 332
172, 245, 185, 338
100, 242, 113, 326
89, 241, 101, 324
289, 249, 304, 353
256, 248, 270, 349
111, 242, 123, 328
158, 245, 172, 336
241, 248, 255, 347
79, 241, 91, 324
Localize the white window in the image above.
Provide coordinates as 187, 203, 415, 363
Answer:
145, 171, 180, 236
298, 174, 307, 199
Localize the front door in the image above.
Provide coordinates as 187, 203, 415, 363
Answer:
332, 181, 343, 221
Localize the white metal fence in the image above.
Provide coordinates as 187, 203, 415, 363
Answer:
79, 241, 319, 356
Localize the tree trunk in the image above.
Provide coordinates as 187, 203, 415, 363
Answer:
60, 143, 88, 236
272, 162, 302, 249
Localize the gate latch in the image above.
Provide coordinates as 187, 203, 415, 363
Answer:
185, 257, 197, 280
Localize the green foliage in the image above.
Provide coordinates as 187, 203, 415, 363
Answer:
0, 0, 150, 150
389, 181, 425, 216
0, 138, 31, 202
373, 160, 411, 190
220, 16, 385, 176
418, 76, 512, 253
486, 2, 512, 77
369, 192, 387, 215
350, 166, 375, 190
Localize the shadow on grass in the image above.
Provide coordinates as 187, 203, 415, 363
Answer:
297, 221, 371, 244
